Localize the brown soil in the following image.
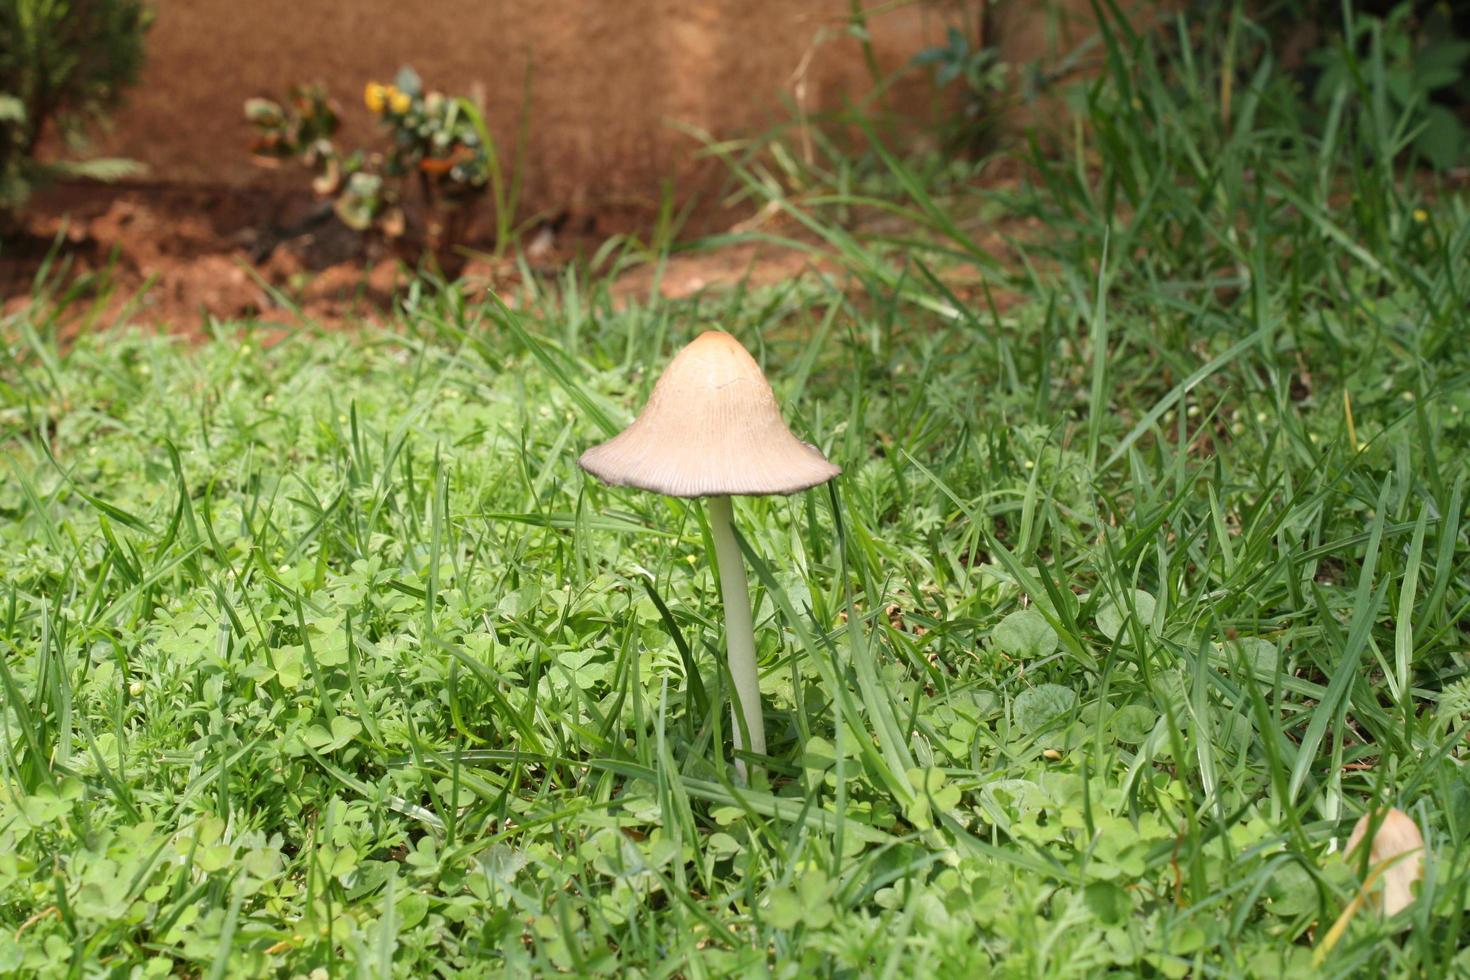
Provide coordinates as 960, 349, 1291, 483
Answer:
609, 240, 834, 305
2, 182, 403, 339
0, 181, 858, 340
1, 163, 1036, 343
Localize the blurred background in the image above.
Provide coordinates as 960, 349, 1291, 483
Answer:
3, 0, 1468, 331
24, 1, 1092, 214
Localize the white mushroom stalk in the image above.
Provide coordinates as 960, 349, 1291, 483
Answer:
706, 494, 764, 762
579, 330, 839, 780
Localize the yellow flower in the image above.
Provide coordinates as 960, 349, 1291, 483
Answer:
1412, 208, 1428, 223
364, 81, 387, 114
388, 88, 412, 114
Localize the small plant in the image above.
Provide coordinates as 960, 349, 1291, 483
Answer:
0, 0, 151, 216
245, 67, 492, 253
1309, 3, 1470, 170
912, 25, 1008, 153
245, 84, 339, 171
1265, 2, 1470, 170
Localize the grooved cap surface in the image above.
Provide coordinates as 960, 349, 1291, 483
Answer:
579, 331, 840, 497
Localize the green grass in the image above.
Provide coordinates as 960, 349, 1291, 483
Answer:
3, 6, 1470, 976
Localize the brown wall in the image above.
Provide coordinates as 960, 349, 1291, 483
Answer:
96, 1, 975, 218
90, 0, 1128, 222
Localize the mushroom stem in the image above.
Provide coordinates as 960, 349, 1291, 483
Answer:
706, 495, 766, 774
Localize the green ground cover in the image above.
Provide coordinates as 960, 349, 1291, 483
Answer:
3, 7, 1469, 976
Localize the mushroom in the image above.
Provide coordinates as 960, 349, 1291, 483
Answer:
579, 330, 839, 776
1345, 807, 1424, 917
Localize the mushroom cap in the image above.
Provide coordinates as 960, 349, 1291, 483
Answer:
579, 330, 841, 497
1345, 807, 1424, 916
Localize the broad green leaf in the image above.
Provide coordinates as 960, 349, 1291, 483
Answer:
992, 608, 1059, 660
1110, 704, 1157, 745
1096, 590, 1157, 641
1014, 684, 1078, 734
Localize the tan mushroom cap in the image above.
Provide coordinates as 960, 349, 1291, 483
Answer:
1345, 807, 1424, 916
579, 330, 841, 497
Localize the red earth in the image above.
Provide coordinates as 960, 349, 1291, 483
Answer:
2, 181, 848, 340
2, 168, 1035, 345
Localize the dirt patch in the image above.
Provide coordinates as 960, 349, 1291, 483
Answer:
610, 240, 836, 305
1, 181, 845, 339
1, 182, 409, 339
1, 167, 1040, 344
1, 181, 833, 338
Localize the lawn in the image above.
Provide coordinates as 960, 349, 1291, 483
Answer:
3, 10, 1470, 977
